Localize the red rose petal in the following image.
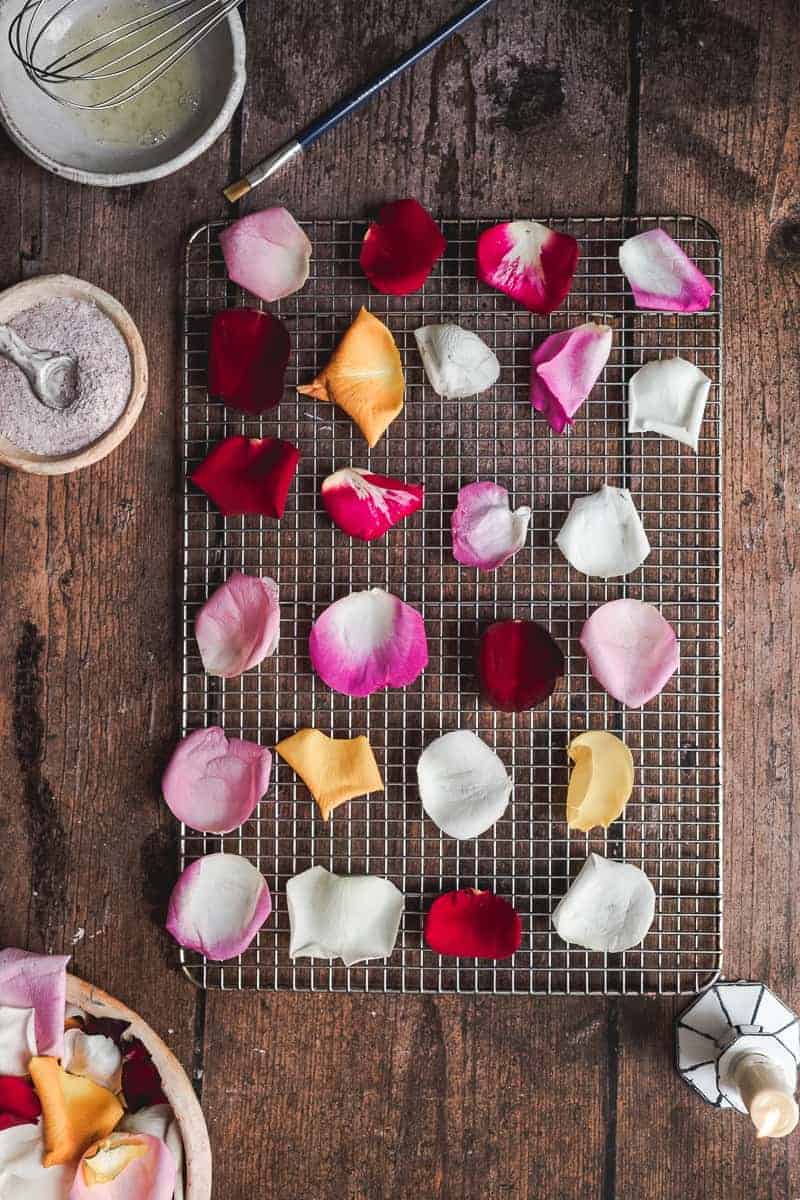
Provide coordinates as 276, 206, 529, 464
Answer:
192, 435, 300, 518
209, 308, 291, 416
425, 889, 522, 959
359, 199, 446, 295
0, 1074, 41, 1125
321, 467, 424, 541
476, 220, 579, 315
121, 1039, 168, 1113
479, 618, 565, 711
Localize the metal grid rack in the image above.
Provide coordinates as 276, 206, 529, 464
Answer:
181, 215, 723, 995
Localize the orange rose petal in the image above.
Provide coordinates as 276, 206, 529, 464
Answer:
276, 729, 383, 820
298, 307, 404, 447
29, 1056, 123, 1167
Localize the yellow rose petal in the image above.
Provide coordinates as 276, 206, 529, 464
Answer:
276, 729, 383, 821
566, 730, 633, 832
29, 1056, 123, 1167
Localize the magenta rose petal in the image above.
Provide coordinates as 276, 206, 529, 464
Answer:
479, 619, 565, 712
70, 1132, 176, 1200
451, 482, 531, 571
476, 219, 579, 314
162, 727, 272, 834
0, 950, 69, 1059
530, 322, 613, 434
219, 206, 311, 302
195, 571, 280, 678
619, 228, 714, 313
580, 598, 679, 707
166, 853, 271, 961
309, 589, 428, 697
321, 468, 423, 542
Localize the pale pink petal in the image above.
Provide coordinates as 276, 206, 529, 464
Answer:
162, 727, 271, 834
195, 572, 280, 678
70, 1132, 175, 1200
530, 322, 613, 433
166, 854, 271, 961
219, 206, 312, 303
0, 950, 68, 1059
321, 468, 423, 541
580, 599, 679, 707
309, 589, 428, 697
476, 220, 579, 314
619, 229, 714, 313
451, 482, 531, 570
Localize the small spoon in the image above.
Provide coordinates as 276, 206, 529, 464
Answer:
0, 322, 78, 412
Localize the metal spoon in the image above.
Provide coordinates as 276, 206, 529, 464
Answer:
0, 322, 78, 412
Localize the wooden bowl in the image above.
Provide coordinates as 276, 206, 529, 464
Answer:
0, 275, 148, 475
66, 974, 212, 1200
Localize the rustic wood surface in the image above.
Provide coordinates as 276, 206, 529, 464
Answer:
0, 1, 797, 1196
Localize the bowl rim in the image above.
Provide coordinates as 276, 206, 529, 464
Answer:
0, 9, 246, 187
0, 274, 149, 475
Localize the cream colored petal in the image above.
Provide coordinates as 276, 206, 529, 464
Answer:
566, 730, 634, 832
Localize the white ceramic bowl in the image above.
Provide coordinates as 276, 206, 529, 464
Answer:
0, 2, 246, 187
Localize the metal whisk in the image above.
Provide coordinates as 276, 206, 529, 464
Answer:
8, 0, 244, 109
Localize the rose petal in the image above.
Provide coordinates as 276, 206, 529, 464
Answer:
629, 356, 711, 451
120, 1043, 167, 1114
162, 727, 272, 835
298, 307, 404, 447
208, 308, 290, 415
0, 950, 69, 1060
0, 1123, 73, 1198
556, 484, 651, 578
479, 619, 564, 712
566, 731, 634, 832
29, 1057, 124, 1168
414, 324, 500, 398
219, 206, 311, 302
619, 228, 714, 313
275, 729, 383, 821
0, 1076, 41, 1125
424, 890, 522, 959
417, 730, 511, 840
61, 1032, 122, 1093
552, 853, 655, 952
286, 866, 403, 967
451, 482, 531, 570
195, 572, 280, 677
119, 1108, 183, 1200
191, 435, 300, 518
166, 853, 271, 961
530, 322, 613, 433
359, 199, 446, 295
70, 1132, 176, 1200
321, 468, 423, 542
309, 589, 428, 697
476, 220, 579, 314
0, 1006, 36, 1076
580, 599, 679, 708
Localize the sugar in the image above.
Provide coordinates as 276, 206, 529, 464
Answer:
0, 297, 132, 455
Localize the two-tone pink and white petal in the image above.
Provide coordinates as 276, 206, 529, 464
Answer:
195, 572, 280, 678
162, 727, 271, 834
219, 206, 311, 303
119, 1107, 183, 1200
476, 220, 579, 314
166, 854, 271, 961
530, 322, 613, 433
0, 949, 68, 1059
321, 468, 423, 542
70, 1133, 176, 1200
309, 589, 428, 697
451, 482, 531, 570
0, 1006, 36, 1076
619, 229, 714, 313
580, 599, 679, 708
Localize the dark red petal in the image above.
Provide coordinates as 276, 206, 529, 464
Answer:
479, 619, 565, 711
192, 436, 300, 518
83, 1016, 131, 1044
121, 1038, 168, 1112
359, 199, 446, 295
0, 1074, 41, 1123
424, 889, 522, 959
208, 308, 291, 416
0, 1113, 31, 1132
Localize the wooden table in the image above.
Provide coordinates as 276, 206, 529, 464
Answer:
1, 2, 798, 1196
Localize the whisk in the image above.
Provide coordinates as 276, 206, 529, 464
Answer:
8, 0, 244, 109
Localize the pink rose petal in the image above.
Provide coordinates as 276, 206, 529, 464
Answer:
0, 950, 68, 1059
70, 1132, 176, 1200
321, 468, 423, 542
451, 482, 531, 570
309, 589, 428, 697
476, 220, 579, 314
619, 229, 714, 313
530, 322, 613, 433
219, 206, 311, 303
166, 853, 271, 961
580, 599, 679, 707
162, 727, 272, 834
195, 572, 280, 678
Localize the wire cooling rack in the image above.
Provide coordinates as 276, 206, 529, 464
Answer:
181, 215, 723, 995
